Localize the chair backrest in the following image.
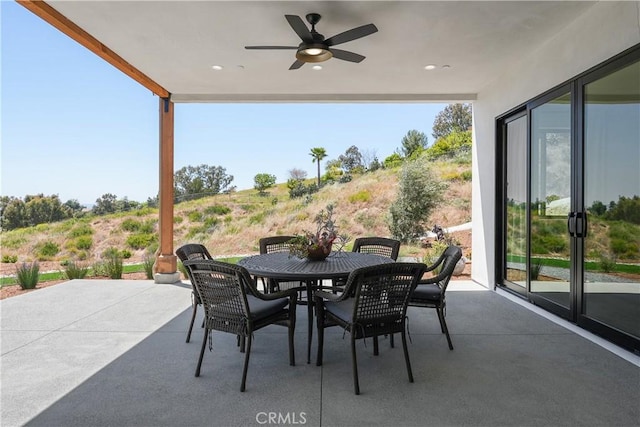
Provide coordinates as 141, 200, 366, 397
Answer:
259, 236, 296, 254
176, 243, 213, 263
352, 237, 401, 260
343, 263, 426, 332
422, 245, 463, 295
176, 244, 214, 302
183, 259, 253, 336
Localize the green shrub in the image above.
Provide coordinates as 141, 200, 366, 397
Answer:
64, 261, 89, 280
187, 211, 203, 222
142, 256, 155, 279
126, 233, 157, 250
2, 254, 18, 263
121, 218, 142, 232
174, 216, 184, 224
74, 235, 93, 250
37, 241, 60, 259
203, 217, 219, 228
104, 253, 123, 279
205, 204, 231, 215
530, 259, 543, 280
121, 249, 132, 259
69, 224, 93, 237
599, 254, 617, 273
16, 262, 39, 289
102, 247, 120, 258
91, 261, 106, 277
348, 190, 371, 203
248, 212, 266, 225
389, 158, 447, 242
139, 220, 156, 234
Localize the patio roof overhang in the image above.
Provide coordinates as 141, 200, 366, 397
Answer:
18, 1, 597, 103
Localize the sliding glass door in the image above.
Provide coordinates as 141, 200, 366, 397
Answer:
580, 58, 640, 346
497, 47, 640, 352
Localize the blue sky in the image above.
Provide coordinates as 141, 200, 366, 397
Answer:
1, 2, 446, 205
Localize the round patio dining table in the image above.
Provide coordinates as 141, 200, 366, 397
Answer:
238, 251, 394, 363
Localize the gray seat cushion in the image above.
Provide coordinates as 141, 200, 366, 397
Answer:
411, 284, 442, 302
325, 299, 355, 322
246, 295, 289, 320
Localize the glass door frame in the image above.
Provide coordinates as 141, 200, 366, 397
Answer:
497, 85, 576, 322
575, 47, 640, 351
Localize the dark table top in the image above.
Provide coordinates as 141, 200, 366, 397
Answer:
238, 251, 394, 280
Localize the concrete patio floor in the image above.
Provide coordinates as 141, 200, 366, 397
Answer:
1, 279, 639, 427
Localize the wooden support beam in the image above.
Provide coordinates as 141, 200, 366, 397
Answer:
156, 97, 177, 275
17, 0, 169, 98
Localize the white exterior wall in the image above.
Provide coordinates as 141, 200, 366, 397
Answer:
471, 1, 640, 287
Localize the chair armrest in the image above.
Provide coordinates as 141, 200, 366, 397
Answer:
260, 288, 298, 303
314, 290, 344, 302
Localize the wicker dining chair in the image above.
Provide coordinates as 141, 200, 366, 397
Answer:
258, 236, 302, 293
176, 243, 213, 343
314, 262, 426, 395
352, 237, 401, 260
409, 245, 462, 350
332, 237, 401, 296
183, 259, 297, 392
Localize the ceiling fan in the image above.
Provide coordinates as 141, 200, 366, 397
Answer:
245, 13, 378, 70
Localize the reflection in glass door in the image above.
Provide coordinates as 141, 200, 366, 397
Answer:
529, 92, 572, 312
582, 59, 640, 340
504, 115, 527, 288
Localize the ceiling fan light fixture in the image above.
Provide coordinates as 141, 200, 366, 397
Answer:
296, 44, 332, 63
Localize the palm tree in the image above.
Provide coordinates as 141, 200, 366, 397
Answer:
309, 147, 327, 187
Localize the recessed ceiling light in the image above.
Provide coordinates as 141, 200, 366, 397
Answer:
236, 65, 245, 70
211, 65, 223, 71
442, 64, 451, 69
424, 64, 437, 71
312, 65, 323, 70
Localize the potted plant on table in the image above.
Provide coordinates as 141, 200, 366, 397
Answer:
288, 204, 348, 261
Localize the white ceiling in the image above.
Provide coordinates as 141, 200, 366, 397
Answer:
47, 1, 597, 103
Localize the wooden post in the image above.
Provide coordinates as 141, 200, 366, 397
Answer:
155, 97, 179, 283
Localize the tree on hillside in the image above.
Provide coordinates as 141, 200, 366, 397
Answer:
288, 168, 307, 181
427, 129, 472, 160
388, 158, 447, 242
173, 164, 234, 202
309, 147, 327, 187
400, 130, 428, 158
253, 173, 277, 196
432, 103, 473, 140
93, 193, 118, 215
338, 145, 364, 173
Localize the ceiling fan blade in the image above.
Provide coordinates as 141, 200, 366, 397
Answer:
329, 48, 366, 63
285, 15, 313, 43
324, 23, 378, 46
245, 46, 298, 50
289, 60, 305, 70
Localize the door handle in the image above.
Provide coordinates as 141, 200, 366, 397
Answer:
575, 212, 588, 238
567, 212, 576, 237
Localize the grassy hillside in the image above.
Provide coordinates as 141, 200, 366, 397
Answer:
0, 161, 472, 275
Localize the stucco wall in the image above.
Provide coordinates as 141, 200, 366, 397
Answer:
471, 1, 640, 287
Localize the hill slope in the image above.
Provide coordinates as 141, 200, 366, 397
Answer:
1, 162, 472, 275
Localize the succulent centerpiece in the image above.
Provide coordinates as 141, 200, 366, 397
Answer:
288, 204, 349, 261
